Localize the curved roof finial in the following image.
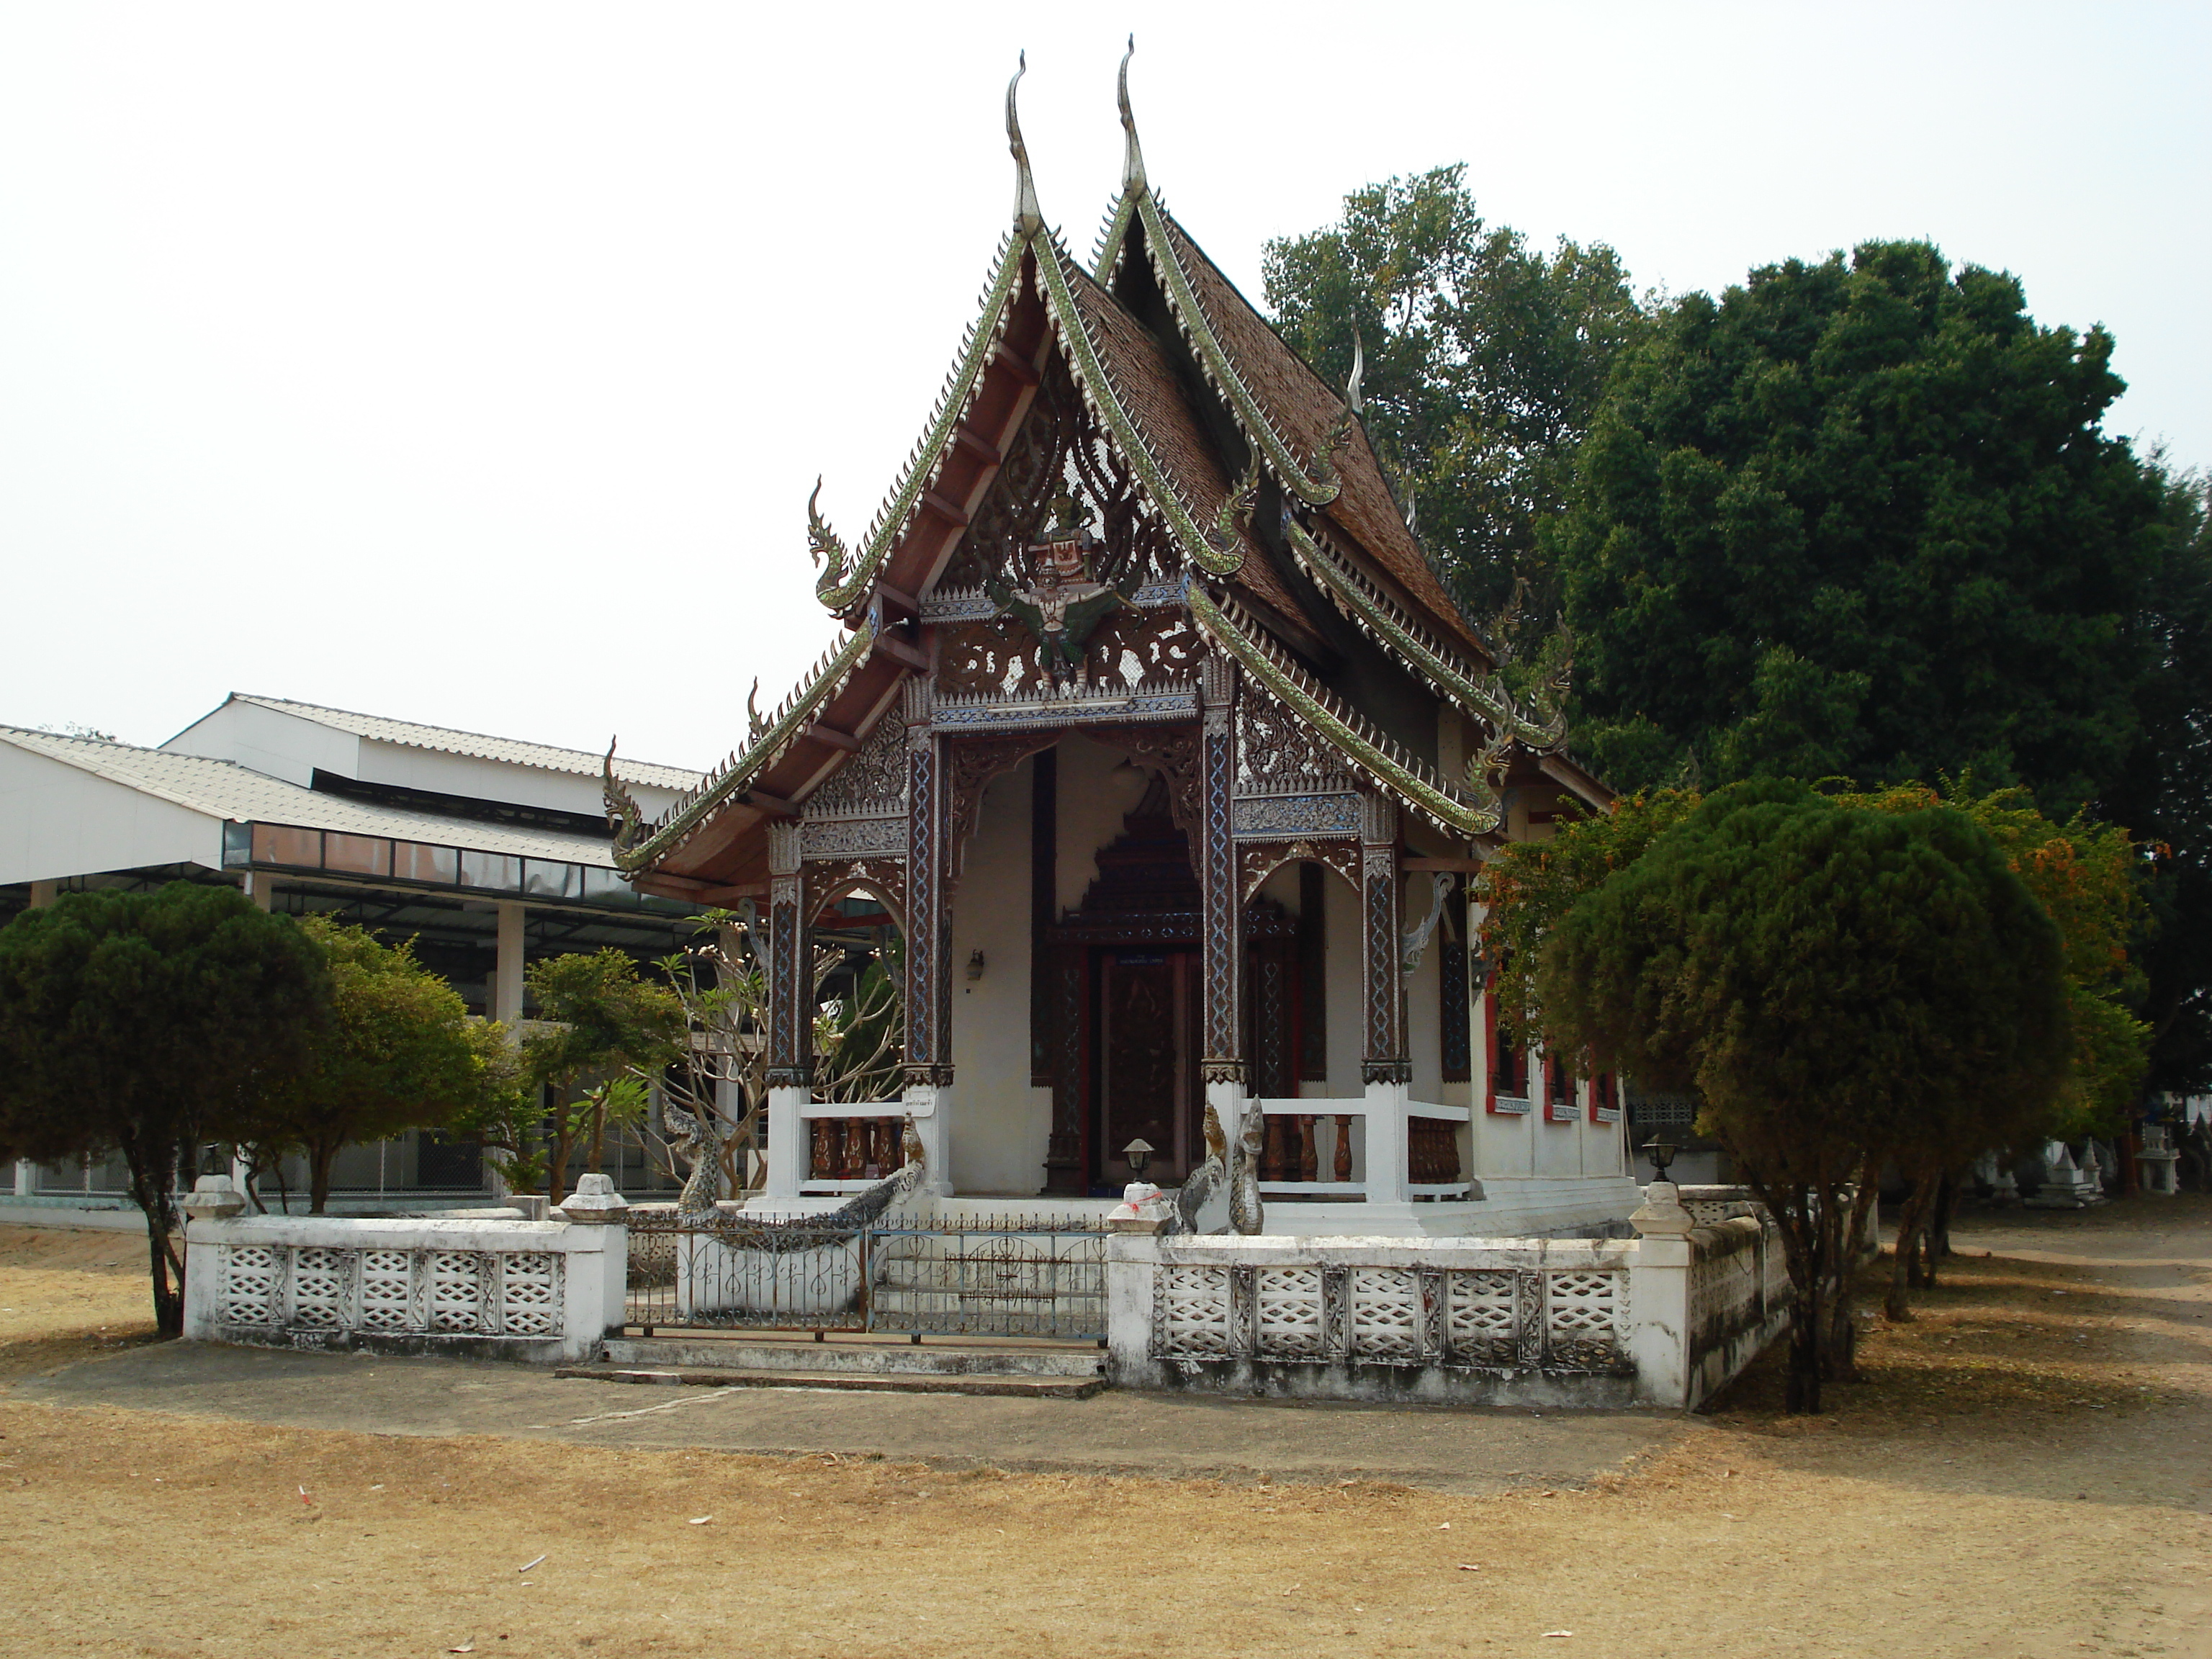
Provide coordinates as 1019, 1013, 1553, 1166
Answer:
1117, 34, 1147, 194
1346, 325, 1365, 416
1007, 50, 1043, 235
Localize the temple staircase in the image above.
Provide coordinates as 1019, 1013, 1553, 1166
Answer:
559, 1330, 1105, 1398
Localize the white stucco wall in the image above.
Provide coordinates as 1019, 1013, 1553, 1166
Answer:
948, 757, 1050, 1196
162, 701, 359, 789
162, 702, 689, 820
0, 742, 225, 885
355, 739, 689, 822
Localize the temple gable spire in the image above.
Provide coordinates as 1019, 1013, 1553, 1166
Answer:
1007, 52, 1043, 235
1118, 35, 1147, 194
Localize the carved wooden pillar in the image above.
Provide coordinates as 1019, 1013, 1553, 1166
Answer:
764, 818, 810, 1197
765, 820, 810, 1088
902, 679, 953, 1087
1359, 793, 1407, 1084
1359, 791, 1411, 1205
1199, 653, 1244, 1092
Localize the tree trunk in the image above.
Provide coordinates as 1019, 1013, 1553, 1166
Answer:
1824, 1161, 1879, 1380
1887, 1172, 1936, 1321
546, 1090, 575, 1206
1924, 1171, 1959, 1283
587, 1101, 608, 1174
121, 1133, 187, 1339
308, 1139, 338, 1215
1784, 1245, 1824, 1414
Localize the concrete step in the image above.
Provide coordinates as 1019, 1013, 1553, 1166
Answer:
558, 1363, 1102, 1399
603, 1332, 1105, 1380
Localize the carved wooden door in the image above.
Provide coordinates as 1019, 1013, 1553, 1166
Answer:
1096, 949, 1197, 1186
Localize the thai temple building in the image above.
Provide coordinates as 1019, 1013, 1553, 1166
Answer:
610, 52, 1630, 1236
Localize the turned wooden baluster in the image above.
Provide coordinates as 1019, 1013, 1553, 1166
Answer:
1334, 1114, 1354, 1183
1298, 1115, 1318, 1182
1262, 1112, 1290, 1182
810, 1118, 834, 1182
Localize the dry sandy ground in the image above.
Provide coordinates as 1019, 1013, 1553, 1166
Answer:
1, 1203, 2208, 1659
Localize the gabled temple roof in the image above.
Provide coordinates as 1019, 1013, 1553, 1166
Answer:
1127, 203, 1491, 663
616, 55, 1592, 894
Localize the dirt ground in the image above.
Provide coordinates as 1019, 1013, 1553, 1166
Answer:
2, 1201, 2209, 1659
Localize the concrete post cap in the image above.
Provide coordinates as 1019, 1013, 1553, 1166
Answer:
557, 1172, 630, 1224
1629, 1179, 1694, 1238
181, 1174, 248, 1219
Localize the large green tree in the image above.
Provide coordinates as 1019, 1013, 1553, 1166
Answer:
2105, 462, 2212, 1092
1538, 782, 2069, 1411
0, 884, 327, 1335
243, 916, 499, 1215
1554, 240, 2166, 813
1264, 164, 1646, 620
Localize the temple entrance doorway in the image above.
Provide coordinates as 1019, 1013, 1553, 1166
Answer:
1094, 946, 1200, 1190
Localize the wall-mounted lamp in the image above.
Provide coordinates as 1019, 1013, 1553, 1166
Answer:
965, 949, 986, 983
1123, 1138, 1154, 1177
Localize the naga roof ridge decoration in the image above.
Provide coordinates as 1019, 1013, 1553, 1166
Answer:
1286, 518, 1564, 751
615, 616, 881, 871
813, 229, 1028, 615
1136, 192, 1346, 508
1031, 235, 1242, 579
1184, 578, 1502, 840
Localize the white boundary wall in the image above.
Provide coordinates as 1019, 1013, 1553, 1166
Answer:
181, 1177, 626, 1364
1103, 1182, 1792, 1410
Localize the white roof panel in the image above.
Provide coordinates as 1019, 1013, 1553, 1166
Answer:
222, 694, 705, 792
0, 727, 624, 866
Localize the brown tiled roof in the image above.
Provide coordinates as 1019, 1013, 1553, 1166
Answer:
1147, 208, 1491, 663
1056, 256, 1309, 630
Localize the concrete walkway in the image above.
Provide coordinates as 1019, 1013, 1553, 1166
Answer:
8, 1340, 1691, 1494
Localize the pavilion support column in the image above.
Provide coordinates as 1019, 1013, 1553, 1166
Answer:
764, 822, 812, 1201
240, 868, 276, 912
1360, 793, 1411, 1205
901, 680, 953, 1194
12, 1161, 31, 1199
493, 902, 526, 1025
1198, 656, 1248, 1139
27, 879, 58, 909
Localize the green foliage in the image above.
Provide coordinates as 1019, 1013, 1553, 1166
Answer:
0, 883, 327, 1334
1537, 781, 2070, 1408
1473, 788, 1699, 1043
1838, 780, 2148, 1136
243, 916, 495, 1213
1555, 240, 2165, 815
2105, 462, 2212, 1092
1264, 164, 1646, 620
475, 950, 684, 1202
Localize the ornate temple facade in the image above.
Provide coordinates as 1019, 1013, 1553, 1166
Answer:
611, 54, 1632, 1235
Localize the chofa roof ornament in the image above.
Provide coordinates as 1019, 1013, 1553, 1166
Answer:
1117, 34, 1147, 194
1007, 51, 1043, 235
1346, 325, 1365, 417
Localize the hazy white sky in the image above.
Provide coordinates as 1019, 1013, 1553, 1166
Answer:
4, 3, 2206, 772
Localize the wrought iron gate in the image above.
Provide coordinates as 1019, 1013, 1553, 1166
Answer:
624, 1209, 1108, 1340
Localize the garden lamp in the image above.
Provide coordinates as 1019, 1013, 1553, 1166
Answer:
1640, 1136, 1678, 1179
1123, 1138, 1154, 1177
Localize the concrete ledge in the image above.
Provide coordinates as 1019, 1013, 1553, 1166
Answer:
1133, 1356, 1639, 1408
554, 1363, 1102, 1399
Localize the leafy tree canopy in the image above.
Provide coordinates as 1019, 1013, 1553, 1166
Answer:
1537, 781, 2069, 1408
2105, 463, 2212, 1089
243, 915, 497, 1214
1555, 240, 2166, 814
465, 950, 684, 1203
1264, 164, 1647, 621
0, 883, 326, 1334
